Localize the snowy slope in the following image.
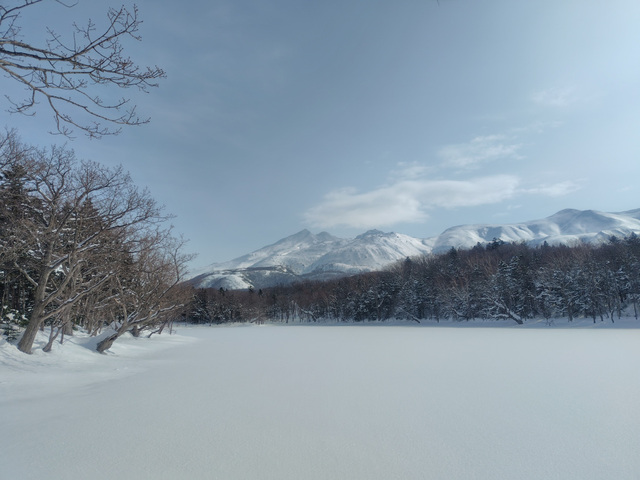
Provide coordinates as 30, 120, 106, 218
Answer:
191, 229, 433, 289
207, 230, 347, 273
432, 208, 640, 253
191, 208, 640, 289
189, 230, 350, 289
307, 230, 434, 273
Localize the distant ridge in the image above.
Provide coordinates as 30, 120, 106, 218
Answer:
189, 208, 640, 290
432, 208, 640, 253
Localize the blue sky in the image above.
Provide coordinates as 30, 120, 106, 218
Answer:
3, 0, 640, 269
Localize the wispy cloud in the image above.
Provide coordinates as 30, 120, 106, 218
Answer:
305, 127, 583, 230
304, 174, 521, 229
438, 135, 523, 169
532, 86, 577, 107
390, 161, 433, 180
522, 180, 583, 197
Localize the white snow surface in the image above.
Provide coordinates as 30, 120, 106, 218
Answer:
2, 321, 640, 479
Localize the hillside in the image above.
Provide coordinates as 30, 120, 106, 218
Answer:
190, 208, 640, 290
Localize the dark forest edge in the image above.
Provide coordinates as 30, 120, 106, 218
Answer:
185, 236, 640, 327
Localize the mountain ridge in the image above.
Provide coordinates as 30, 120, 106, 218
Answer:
189, 208, 640, 290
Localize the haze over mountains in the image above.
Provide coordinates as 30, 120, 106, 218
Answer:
190, 208, 640, 290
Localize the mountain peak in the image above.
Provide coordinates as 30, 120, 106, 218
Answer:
191, 208, 640, 290
285, 229, 312, 239
356, 229, 386, 239
316, 231, 337, 242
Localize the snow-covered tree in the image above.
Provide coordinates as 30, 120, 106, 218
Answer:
0, 132, 189, 353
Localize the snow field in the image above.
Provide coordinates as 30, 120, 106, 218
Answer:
1, 323, 639, 479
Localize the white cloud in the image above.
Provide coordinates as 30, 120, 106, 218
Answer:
438, 135, 523, 168
304, 175, 521, 229
304, 185, 426, 229
522, 180, 583, 197
390, 162, 432, 180
532, 86, 577, 107
305, 125, 583, 230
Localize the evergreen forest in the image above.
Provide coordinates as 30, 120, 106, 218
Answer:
187, 236, 640, 326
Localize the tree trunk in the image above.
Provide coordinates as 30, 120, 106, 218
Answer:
16, 259, 53, 354
131, 325, 141, 337
96, 324, 129, 353
96, 333, 118, 353
43, 326, 60, 352
63, 321, 73, 336
17, 318, 41, 354
17, 291, 47, 354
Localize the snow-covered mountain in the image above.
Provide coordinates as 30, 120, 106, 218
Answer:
189, 229, 433, 290
190, 208, 640, 290
305, 230, 435, 274
432, 208, 640, 253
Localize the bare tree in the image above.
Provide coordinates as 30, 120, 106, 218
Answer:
6, 139, 169, 354
96, 231, 193, 353
0, 1, 165, 138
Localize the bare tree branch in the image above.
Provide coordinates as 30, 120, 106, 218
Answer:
0, 1, 165, 138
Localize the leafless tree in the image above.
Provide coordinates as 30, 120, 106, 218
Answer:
0, 1, 165, 138
96, 231, 194, 353
6, 137, 170, 353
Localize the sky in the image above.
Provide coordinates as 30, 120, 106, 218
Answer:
3, 0, 640, 270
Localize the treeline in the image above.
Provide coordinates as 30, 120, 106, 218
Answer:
0, 130, 192, 353
186, 236, 640, 325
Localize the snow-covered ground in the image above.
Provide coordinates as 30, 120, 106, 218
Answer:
2, 320, 640, 479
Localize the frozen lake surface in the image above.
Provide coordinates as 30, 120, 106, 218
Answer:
2, 322, 639, 479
